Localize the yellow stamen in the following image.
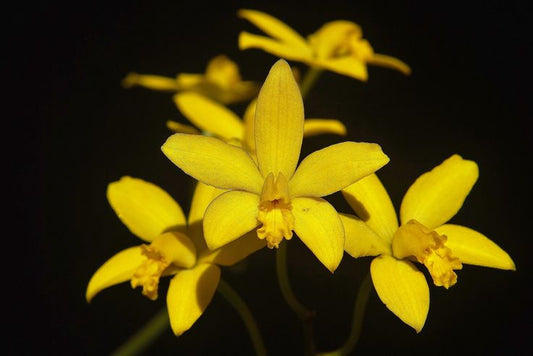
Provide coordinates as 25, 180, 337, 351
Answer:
257, 172, 294, 249
392, 220, 462, 289
131, 244, 170, 300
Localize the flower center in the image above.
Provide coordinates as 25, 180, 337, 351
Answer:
392, 219, 463, 289
257, 172, 295, 249
205, 55, 241, 89
131, 244, 170, 300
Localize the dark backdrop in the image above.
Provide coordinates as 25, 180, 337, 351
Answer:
11, 0, 531, 355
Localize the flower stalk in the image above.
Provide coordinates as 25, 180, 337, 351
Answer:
111, 308, 169, 356
217, 279, 267, 356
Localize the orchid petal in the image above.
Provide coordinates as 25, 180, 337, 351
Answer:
254, 59, 304, 179
238, 9, 309, 48
86, 247, 144, 302
289, 142, 389, 198
292, 197, 344, 273
303, 119, 347, 137
371, 255, 429, 332
340, 213, 390, 258
107, 177, 186, 242
436, 224, 515, 270
167, 264, 220, 336
400, 154, 479, 229
173, 92, 244, 141
342, 174, 398, 242
203, 190, 260, 250
162, 134, 263, 194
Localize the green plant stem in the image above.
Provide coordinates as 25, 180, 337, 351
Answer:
276, 242, 316, 355
111, 308, 169, 356
318, 272, 373, 356
299, 67, 324, 98
217, 279, 267, 356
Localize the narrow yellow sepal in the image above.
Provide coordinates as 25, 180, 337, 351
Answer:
342, 174, 399, 243
238, 9, 309, 48
303, 119, 347, 137
161, 134, 263, 194
173, 92, 244, 141
254, 59, 304, 179
436, 224, 516, 270
86, 246, 145, 302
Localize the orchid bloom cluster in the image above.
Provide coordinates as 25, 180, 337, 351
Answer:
87, 8, 515, 352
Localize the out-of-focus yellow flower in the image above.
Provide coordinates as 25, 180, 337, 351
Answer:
237, 9, 410, 81
341, 155, 515, 332
161, 59, 389, 272
168, 91, 346, 153
86, 177, 264, 336
122, 55, 259, 104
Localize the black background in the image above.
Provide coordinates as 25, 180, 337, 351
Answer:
10, 0, 531, 355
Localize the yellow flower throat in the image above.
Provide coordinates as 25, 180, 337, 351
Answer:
257, 172, 295, 249
131, 245, 170, 300
392, 220, 463, 289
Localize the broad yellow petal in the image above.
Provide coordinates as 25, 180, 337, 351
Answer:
200, 230, 266, 266
86, 246, 144, 302
238, 9, 309, 48
173, 93, 244, 141
254, 59, 304, 179
400, 154, 479, 229
303, 119, 347, 137
313, 57, 368, 81
162, 134, 263, 194
368, 53, 412, 75
289, 142, 389, 198
292, 197, 344, 273
167, 263, 221, 336
342, 174, 398, 243
107, 177, 186, 242
166, 120, 200, 135
203, 190, 260, 250
122, 73, 179, 91
340, 213, 390, 258
239, 32, 312, 63
371, 255, 429, 332
435, 224, 515, 270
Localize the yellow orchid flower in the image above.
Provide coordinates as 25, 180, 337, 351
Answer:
237, 9, 411, 81
86, 177, 264, 336
340, 155, 515, 332
122, 55, 259, 104
167, 91, 347, 153
161, 59, 389, 272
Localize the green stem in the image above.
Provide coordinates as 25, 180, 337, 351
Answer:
318, 272, 373, 356
276, 242, 316, 355
299, 67, 324, 98
111, 308, 169, 356
217, 279, 267, 356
